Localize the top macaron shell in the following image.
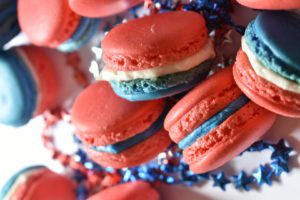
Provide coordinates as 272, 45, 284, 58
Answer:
102, 11, 208, 71
71, 81, 165, 147
237, 0, 300, 9
69, 0, 143, 18
88, 181, 159, 200
18, 0, 81, 47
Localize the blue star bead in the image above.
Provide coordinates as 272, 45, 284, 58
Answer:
270, 160, 289, 177
252, 165, 273, 186
211, 172, 230, 191
270, 139, 293, 163
247, 141, 269, 152
232, 171, 253, 191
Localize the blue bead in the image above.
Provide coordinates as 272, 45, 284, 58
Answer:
211, 172, 230, 191
232, 171, 253, 191
252, 165, 273, 186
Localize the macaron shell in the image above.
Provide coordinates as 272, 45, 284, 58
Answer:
23, 170, 76, 200
18, 0, 81, 47
102, 11, 208, 71
20, 46, 58, 115
72, 81, 166, 146
234, 49, 300, 117
164, 67, 242, 143
236, 0, 300, 9
87, 181, 159, 200
185, 102, 276, 173
87, 129, 171, 168
69, 0, 143, 18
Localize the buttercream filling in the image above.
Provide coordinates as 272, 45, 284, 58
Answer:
242, 37, 300, 94
99, 38, 215, 81
90, 104, 169, 154
178, 95, 249, 150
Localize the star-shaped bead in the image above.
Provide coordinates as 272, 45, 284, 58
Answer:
211, 172, 230, 191
247, 141, 268, 152
270, 160, 289, 177
232, 171, 253, 191
270, 139, 293, 163
252, 165, 273, 186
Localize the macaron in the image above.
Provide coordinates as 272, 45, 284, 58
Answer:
88, 181, 159, 200
236, 0, 300, 10
71, 81, 171, 168
0, 0, 20, 48
233, 11, 300, 118
18, 0, 100, 52
0, 166, 76, 200
100, 11, 215, 101
164, 67, 276, 173
0, 46, 58, 127
69, 0, 143, 18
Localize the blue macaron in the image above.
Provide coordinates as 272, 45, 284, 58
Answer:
0, 0, 20, 48
0, 49, 38, 127
244, 11, 300, 83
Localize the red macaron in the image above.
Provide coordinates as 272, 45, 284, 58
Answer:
69, 0, 143, 18
88, 181, 159, 200
164, 67, 276, 173
236, 0, 300, 9
0, 166, 75, 200
71, 81, 171, 168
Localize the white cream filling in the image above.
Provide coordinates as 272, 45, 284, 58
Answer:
99, 38, 216, 81
242, 37, 300, 94
3, 170, 39, 200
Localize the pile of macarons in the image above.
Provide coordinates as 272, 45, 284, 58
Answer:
1, 0, 300, 199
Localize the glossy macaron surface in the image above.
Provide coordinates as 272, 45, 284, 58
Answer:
87, 181, 159, 200
102, 11, 208, 71
165, 68, 276, 173
69, 0, 143, 18
18, 0, 81, 47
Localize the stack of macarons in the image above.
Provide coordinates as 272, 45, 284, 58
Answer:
164, 67, 276, 173
0, 46, 58, 127
71, 81, 171, 168
69, 0, 143, 18
0, 0, 20, 48
0, 166, 76, 200
18, 0, 100, 52
88, 181, 159, 200
234, 11, 300, 117
99, 11, 216, 101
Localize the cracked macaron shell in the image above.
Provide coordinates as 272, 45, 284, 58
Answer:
71, 81, 166, 146
102, 11, 208, 71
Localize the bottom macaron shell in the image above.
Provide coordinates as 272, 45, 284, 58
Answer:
87, 129, 171, 168
184, 102, 276, 173
234, 49, 300, 117
21, 46, 58, 115
87, 181, 159, 200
